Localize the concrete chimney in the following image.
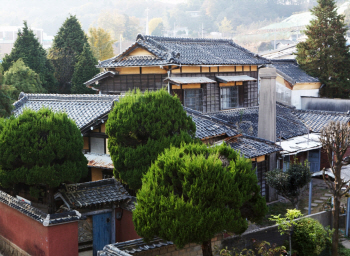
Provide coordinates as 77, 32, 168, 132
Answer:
258, 67, 277, 142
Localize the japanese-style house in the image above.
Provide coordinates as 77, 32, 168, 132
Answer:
269, 59, 320, 109
85, 34, 270, 113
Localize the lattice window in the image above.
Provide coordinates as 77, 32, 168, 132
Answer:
220, 86, 239, 109
184, 89, 203, 112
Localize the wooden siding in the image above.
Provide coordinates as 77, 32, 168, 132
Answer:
99, 69, 259, 112
91, 167, 103, 181
99, 74, 167, 94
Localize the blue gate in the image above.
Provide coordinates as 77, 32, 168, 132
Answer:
93, 212, 112, 256
308, 149, 321, 173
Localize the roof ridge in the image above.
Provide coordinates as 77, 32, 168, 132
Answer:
144, 34, 233, 43
294, 108, 350, 116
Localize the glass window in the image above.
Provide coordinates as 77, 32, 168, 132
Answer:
283, 155, 290, 172
90, 137, 105, 154
220, 86, 238, 110
184, 89, 203, 112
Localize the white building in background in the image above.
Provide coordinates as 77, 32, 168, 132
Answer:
0, 26, 52, 59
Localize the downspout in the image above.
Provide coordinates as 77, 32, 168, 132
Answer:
167, 70, 171, 94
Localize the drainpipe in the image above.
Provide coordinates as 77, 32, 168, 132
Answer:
167, 70, 171, 94
111, 205, 116, 244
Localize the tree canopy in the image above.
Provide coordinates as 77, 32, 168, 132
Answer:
133, 142, 267, 256
296, 0, 350, 98
3, 59, 45, 97
106, 89, 196, 190
0, 108, 88, 212
149, 18, 163, 35
266, 160, 311, 209
71, 44, 99, 94
0, 85, 13, 118
88, 27, 116, 61
1, 21, 57, 93
49, 15, 88, 93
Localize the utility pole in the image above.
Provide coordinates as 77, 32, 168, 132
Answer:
120, 34, 122, 54
146, 8, 149, 35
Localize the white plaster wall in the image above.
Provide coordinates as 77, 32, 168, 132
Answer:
292, 89, 319, 109
276, 82, 292, 106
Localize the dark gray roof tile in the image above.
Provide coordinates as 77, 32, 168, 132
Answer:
55, 179, 132, 209
98, 35, 270, 68
269, 59, 319, 85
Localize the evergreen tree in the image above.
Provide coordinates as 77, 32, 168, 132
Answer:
4, 59, 45, 97
106, 89, 196, 190
1, 21, 57, 93
0, 85, 13, 118
71, 44, 99, 94
49, 15, 88, 94
296, 0, 350, 98
133, 143, 267, 256
88, 27, 116, 61
0, 108, 88, 213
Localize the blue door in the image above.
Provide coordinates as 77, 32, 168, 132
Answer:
93, 212, 112, 256
309, 149, 321, 173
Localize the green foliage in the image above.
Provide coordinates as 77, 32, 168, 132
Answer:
133, 142, 267, 253
269, 209, 303, 235
4, 59, 45, 97
106, 89, 197, 190
0, 108, 88, 189
49, 15, 88, 93
0, 85, 14, 118
51, 15, 88, 55
266, 160, 311, 209
292, 218, 333, 256
71, 44, 99, 94
1, 21, 57, 93
217, 241, 286, 256
296, 0, 350, 98
152, 22, 164, 36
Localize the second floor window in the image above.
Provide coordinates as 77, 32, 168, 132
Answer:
184, 89, 203, 112
221, 86, 238, 110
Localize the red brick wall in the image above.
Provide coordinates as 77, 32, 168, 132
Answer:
115, 208, 141, 242
0, 201, 78, 256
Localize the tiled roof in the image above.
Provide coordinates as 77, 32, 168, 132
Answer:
120, 197, 137, 212
0, 190, 81, 226
269, 59, 319, 85
185, 107, 237, 140
85, 153, 114, 170
98, 238, 173, 256
55, 179, 132, 209
226, 135, 283, 158
293, 109, 350, 132
98, 34, 270, 68
12, 93, 118, 131
207, 103, 309, 141
85, 71, 116, 86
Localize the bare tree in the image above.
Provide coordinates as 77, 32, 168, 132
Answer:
320, 121, 350, 256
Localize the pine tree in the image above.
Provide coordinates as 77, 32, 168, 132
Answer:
4, 59, 45, 97
71, 44, 99, 94
296, 0, 350, 98
1, 21, 57, 93
49, 15, 88, 94
0, 108, 88, 213
106, 89, 197, 190
88, 27, 116, 61
133, 143, 267, 256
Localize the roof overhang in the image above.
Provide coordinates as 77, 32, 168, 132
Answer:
279, 133, 321, 156
216, 75, 257, 83
84, 71, 116, 86
164, 77, 216, 85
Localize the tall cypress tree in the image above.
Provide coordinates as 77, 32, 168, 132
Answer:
296, 0, 350, 98
49, 15, 88, 94
71, 44, 99, 94
2, 21, 57, 93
